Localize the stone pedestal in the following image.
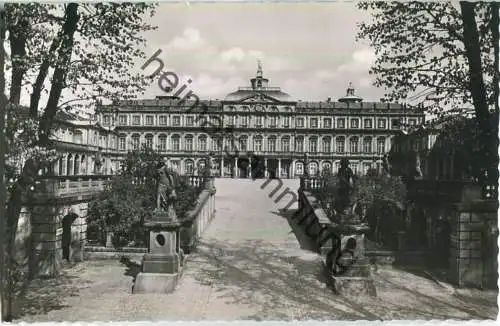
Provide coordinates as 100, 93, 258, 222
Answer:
132, 209, 184, 294
329, 223, 377, 297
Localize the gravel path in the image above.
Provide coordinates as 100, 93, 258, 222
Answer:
16, 179, 498, 321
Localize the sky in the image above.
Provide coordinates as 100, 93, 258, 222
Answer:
139, 2, 385, 102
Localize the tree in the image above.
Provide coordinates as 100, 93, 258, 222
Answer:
2, 3, 157, 321
87, 146, 202, 249
357, 2, 498, 178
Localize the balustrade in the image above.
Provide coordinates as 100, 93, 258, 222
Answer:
34, 175, 113, 198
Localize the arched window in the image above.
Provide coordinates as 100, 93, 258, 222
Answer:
309, 161, 319, 176
309, 137, 318, 153
253, 136, 263, 152
363, 137, 372, 153
268, 136, 277, 152
350, 137, 359, 153
295, 136, 304, 152
336, 137, 345, 153
67, 154, 73, 175
322, 137, 331, 153
322, 161, 332, 174
171, 135, 180, 151
184, 160, 194, 175
145, 134, 154, 149
281, 136, 290, 152
198, 135, 207, 152
185, 135, 193, 151
158, 134, 167, 152
131, 134, 140, 150
295, 161, 304, 175
239, 136, 248, 151
377, 137, 386, 154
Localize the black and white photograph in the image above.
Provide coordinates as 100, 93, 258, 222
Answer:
0, 1, 498, 322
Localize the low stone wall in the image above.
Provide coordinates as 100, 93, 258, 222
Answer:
180, 185, 217, 253
83, 246, 147, 261
295, 188, 337, 258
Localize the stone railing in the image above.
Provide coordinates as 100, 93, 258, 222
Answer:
300, 177, 325, 191
180, 182, 217, 253
184, 175, 209, 189
33, 175, 113, 201
296, 188, 337, 256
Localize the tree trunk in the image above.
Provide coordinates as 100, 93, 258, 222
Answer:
39, 3, 79, 144
460, 2, 494, 172
3, 4, 80, 321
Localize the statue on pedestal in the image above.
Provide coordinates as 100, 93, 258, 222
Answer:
336, 158, 354, 220
155, 161, 177, 220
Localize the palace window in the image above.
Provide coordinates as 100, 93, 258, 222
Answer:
269, 116, 277, 127
132, 115, 140, 126
145, 115, 154, 126
255, 116, 263, 127
212, 137, 222, 151
239, 136, 248, 151
322, 137, 331, 153
228, 115, 235, 126
253, 136, 263, 152
337, 118, 345, 128
268, 137, 276, 152
351, 162, 359, 175
377, 119, 386, 129
145, 134, 154, 148
171, 135, 180, 151
281, 137, 290, 152
363, 137, 372, 153
364, 118, 372, 129
159, 115, 167, 126
240, 116, 248, 127
296, 118, 304, 128
103, 115, 111, 125
409, 118, 416, 126
186, 116, 195, 126
309, 161, 319, 176
391, 119, 400, 129
295, 162, 304, 175
377, 137, 386, 154
363, 163, 371, 175
185, 135, 193, 151
158, 135, 167, 152
336, 137, 345, 153
309, 137, 318, 152
185, 160, 194, 175
131, 134, 140, 150
310, 118, 318, 128
349, 137, 359, 153
283, 116, 290, 127
350, 119, 360, 128
118, 115, 128, 126
199, 136, 207, 151
119, 136, 126, 151
295, 136, 304, 152
323, 118, 332, 128
173, 116, 181, 126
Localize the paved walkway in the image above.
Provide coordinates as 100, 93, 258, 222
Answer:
16, 179, 498, 321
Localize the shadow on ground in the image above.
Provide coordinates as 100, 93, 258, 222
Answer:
270, 208, 318, 252
13, 267, 92, 320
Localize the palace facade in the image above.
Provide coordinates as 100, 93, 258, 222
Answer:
95, 65, 425, 178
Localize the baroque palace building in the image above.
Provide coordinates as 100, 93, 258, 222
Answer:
95, 64, 425, 178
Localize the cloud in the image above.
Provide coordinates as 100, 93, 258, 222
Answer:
337, 48, 375, 74
220, 47, 246, 62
